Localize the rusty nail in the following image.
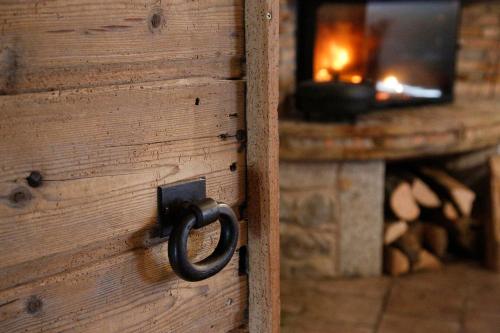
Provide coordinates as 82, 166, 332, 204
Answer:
27, 171, 43, 188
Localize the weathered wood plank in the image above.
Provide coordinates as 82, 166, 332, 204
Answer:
0, 0, 244, 94
487, 156, 500, 271
0, 165, 245, 290
280, 99, 500, 161
0, 79, 246, 287
245, 0, 280, 332
0, 78, 245, 181
0, 223, 248, 333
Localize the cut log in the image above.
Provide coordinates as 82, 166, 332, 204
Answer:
393, 230, 422, 265
450, 217, 482, 257
413, 249, 442, 272
420, 167, 476, 217
433, 215, 481, 257
411, 177, 442, 208
423, 223, 448, 258
386, 175, 421, 221
384, 247, 410, 276
443, 201, 460, 221
443, 146, 496, 190
408, 222, 424, 244
384, 221, 409, 245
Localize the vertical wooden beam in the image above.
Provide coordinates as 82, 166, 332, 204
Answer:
487, 156, 500, 271
245, 0, 280, 332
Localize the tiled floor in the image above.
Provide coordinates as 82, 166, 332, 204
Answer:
281, 262, 500, 333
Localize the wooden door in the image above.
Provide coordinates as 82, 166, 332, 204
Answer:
0, 1, 279, 332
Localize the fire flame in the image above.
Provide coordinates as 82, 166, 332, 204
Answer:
314, 41, 363, 84
329, 45, 350, 71
314, 44, 351, 82
313, 20, 367, 84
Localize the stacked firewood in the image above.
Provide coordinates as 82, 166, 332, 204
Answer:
384, 166, 481, 276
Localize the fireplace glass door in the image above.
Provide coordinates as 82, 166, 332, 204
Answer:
297, 0, 461, 107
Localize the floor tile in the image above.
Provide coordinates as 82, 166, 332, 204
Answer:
377, 314, 460, 333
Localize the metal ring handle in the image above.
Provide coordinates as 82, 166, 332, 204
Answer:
168, 199, 239, 282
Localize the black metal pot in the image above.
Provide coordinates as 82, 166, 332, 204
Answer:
297, 80, 376, 121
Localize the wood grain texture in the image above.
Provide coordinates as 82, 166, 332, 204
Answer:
0, 79, 246, 289
487, 156, 500, 271
280, 99, 500, 161
0, 222, 248, 333
0, 0, 244, 94
245, 1, 280, 332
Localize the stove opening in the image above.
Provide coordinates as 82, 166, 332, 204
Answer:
297, 0, 460, 110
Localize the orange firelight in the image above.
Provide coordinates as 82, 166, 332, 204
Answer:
329, 45, 350, 71
313, 19, 367, 84
350, 75, 363, 84
314, 43, 351, 82
315, 68, 333, 82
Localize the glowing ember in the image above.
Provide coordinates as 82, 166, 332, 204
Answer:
350, 75, 363, 84
376, 92, 391, 101
315, 68, 333, 82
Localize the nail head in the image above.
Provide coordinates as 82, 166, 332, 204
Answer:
27, 171, 43, 188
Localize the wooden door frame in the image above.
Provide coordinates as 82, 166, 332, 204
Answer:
245, 1, 280, 332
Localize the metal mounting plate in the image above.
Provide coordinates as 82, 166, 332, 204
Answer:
156, 178, 206, 238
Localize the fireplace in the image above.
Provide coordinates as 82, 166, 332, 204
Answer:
280, 0, 500, 283
296, 0, 461, 119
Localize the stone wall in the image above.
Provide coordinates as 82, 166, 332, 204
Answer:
280, 161, 385, 279
456, 2, 500, 98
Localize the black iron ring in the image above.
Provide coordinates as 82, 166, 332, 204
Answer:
167, 199, 239, 282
